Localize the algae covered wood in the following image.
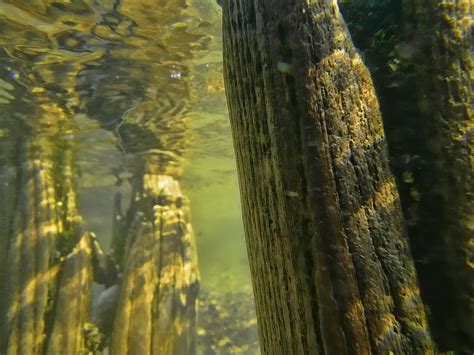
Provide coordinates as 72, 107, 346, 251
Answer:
110, 167, 199, 355
46, 232, 94, 354
339, 0, 473, 350
0, 116, 201, 355
0, 138, 88, 354
222, 0, 434, 353
407, 0, 474, 349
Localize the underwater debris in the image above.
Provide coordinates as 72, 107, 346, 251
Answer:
197, 290, 258, 354
277, 61, 293, 74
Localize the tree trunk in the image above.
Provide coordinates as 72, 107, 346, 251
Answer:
222, 0, 434, 353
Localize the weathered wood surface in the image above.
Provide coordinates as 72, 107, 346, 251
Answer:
110, 169, 199, 355
339, 0, 473, 351
46, 232, 93, 354
0, 138, 88, 354
222, 0, 434, 353
407, 0, 473, 349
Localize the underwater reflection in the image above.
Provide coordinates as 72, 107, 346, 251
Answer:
0, 0, 258, 353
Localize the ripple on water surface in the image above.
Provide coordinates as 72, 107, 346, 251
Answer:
0, 0, 257, 353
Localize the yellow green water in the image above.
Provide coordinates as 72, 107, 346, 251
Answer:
0, 0, 256, 352
0, 0, 250, 294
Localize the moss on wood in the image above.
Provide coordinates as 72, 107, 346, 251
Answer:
222, 0, 434, 353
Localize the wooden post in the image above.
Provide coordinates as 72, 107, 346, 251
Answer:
222, 0, 434, 353
110, 158, 199, 355
339, 0, 473, 351
0, 136, 89, 354
46, 232, 94, 354
408, 0, 473, 349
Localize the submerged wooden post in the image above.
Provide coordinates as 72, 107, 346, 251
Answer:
407, 0, 473, 349
222, 0, 434, 353
0, 106, 201, 355
338, 0, 473, 351
0, 137, 92, 354
46, 232, 94, 354
110, 156, 200, 355
0, 100, 110, 354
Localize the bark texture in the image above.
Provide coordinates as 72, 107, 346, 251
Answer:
407, 0, 473, 349
46, 232, 94, 354
110, 166, 199, 355
339, 0, 473, 351
222, 0, 434, 353
0, 137, 88, 354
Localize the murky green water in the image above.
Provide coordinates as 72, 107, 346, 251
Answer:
0, 0, 257, 353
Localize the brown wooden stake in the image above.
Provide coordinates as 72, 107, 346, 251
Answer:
222, 0, 435, 353
407, 0, 473, 349
110, 167, 199, 355
0, 139, 86, 354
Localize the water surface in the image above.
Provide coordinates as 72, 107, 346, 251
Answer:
0, 0, 257, 353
